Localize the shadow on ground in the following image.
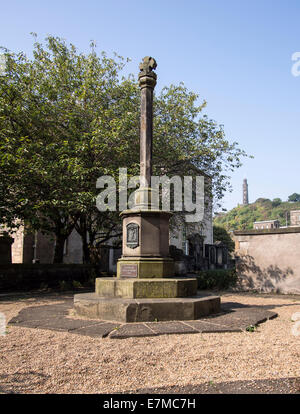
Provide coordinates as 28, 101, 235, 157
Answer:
0, 371, 50, 394
124, 377, 300, 394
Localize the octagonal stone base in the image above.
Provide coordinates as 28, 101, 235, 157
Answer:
96, 277, 198, 299
74, 293, 221, 323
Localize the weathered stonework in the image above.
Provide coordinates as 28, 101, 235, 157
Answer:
95, 277, 198, 298
74, 293, 220, 323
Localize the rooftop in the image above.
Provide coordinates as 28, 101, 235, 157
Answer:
253, 220, 279, 224
234, 226, 300, 236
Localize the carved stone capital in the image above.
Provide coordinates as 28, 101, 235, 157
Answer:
138, 56, 157, 89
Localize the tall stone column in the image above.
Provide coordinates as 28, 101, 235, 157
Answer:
116, 56, 174, 277
138, 57, 157, 187
134, 57, 157, 209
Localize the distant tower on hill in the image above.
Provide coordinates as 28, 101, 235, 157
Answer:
243, 179, 249, 205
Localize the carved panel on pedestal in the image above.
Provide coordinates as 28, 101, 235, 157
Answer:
126, 223, 139, 249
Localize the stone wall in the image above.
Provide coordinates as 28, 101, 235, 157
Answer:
0, 264, 96, 292
234, 227, 300, 294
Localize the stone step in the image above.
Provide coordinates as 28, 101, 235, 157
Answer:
95, 277, 198, 299
74, 293, 221, 322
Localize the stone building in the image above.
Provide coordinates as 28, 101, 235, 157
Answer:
290, 210, 300, 226
253, 220, 280, 230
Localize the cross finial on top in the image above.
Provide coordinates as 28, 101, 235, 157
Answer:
139, 56, 157, 78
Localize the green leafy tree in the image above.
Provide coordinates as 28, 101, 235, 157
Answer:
213, 225, 235, 252
0, 35, 249, 263
0, 36, 139, 262
272, 198, 282, 207
288, 193, 300, 202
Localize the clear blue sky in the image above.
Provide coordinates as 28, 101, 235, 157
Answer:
1, 0, 299, 211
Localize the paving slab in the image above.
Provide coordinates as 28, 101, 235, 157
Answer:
145, 321, 198, 335
73, 323, 119, 338
204, 314, 266, 327
9, 319, 51, 329
109, 323, 157, 339
8, 299, 278, 339
9, 304, 72, 323
204, 315, 267, 327
38, 317, 103, 331
230, 307, 278, 321
15, 317, 101, 332
200, 309, 278, 330
183, 320, 242, 333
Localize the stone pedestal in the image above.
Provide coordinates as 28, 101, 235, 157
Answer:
117, 209, 174, 278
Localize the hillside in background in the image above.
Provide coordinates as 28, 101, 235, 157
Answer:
214, 198, 300, 231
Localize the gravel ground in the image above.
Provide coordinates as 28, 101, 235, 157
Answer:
0, 292, 299, 394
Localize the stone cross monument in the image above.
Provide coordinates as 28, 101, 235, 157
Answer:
116, 56, 174, 279
74, 57, 221, 322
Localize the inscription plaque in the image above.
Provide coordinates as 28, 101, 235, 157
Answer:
126, 223, 139, 249
120, 264, 138, 278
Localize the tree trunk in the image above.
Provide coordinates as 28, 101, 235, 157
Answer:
53, 234, 66, 264
75, 214, 91, 264
81, 233, 91, 263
